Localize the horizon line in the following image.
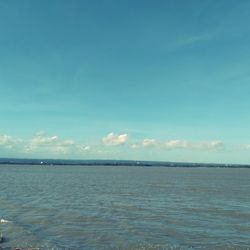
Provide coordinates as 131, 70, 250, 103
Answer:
1, 157, 250, 168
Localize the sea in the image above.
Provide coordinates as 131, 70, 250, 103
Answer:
0, 164, 249, 250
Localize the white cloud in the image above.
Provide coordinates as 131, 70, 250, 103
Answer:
130, 143, 141, 149
142, 138, 157, 147
199, 140, 224, 150
130, 139, 157, 149
163, 140, 190, 149
0, 134, 20, 149
26, 132, 75, 154
102, 132, 128, 146
0, 131, 225, 158
25, 132, 94, 156
163, 140, 224, 150
130, 138, 224, 151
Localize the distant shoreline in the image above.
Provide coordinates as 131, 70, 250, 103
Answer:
0, 158, 250, 168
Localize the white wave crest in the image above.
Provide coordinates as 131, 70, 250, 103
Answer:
0, 219, 10, 224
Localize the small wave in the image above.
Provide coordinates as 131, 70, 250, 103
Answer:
0, 218, 11, 224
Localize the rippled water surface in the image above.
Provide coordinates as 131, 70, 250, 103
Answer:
0, 165, 250, 249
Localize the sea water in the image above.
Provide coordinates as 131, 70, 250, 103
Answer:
0, 165, 249, 249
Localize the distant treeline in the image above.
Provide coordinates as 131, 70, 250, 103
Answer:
0, 158, 250, 168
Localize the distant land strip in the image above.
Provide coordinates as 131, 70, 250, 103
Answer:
0, 158, 250, 168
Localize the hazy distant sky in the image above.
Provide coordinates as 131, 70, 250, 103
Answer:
1, 0, 250, 163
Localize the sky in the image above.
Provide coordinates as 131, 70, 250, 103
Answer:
1, 0, 250, 164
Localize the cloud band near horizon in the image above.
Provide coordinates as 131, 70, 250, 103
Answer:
0, 131, 238, 158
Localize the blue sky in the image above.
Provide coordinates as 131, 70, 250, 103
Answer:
1, 0, 250, 163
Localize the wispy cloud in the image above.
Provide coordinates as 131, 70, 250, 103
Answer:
163, 140, 224, 150
163, 140, 191, 150
142, 138, 157, 147
130, 138, 224, 151
102, 132, 128, 146
179, 33, 213, 46
0, 134, 21, 150
76, 145, 91, 153
0, 131, 91, 156
169, 32, 216, 51
26, 131, 75, 154
130, 139, 156, 149
0, 131, 225, 158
